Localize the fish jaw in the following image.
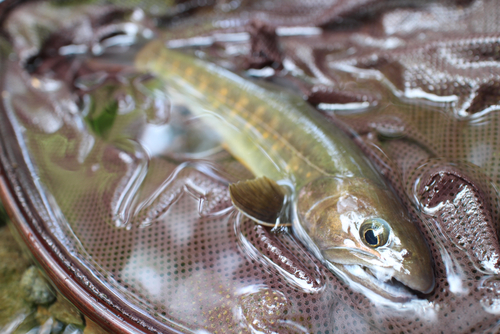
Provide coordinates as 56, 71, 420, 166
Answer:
296, 176, 435, 298
328, 263, 419, 302
322, 242, 435, 295
379, 240, 435, 294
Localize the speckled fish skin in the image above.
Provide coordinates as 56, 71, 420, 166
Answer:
135, 41, 434, 297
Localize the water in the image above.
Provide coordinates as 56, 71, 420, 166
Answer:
2, 1, 500, 333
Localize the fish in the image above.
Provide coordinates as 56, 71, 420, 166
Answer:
135, 41, 435, 300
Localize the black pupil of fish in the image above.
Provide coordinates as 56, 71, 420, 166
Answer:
364, 229, 379, 246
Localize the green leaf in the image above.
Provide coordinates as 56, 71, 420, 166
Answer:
87, 99, 119, 138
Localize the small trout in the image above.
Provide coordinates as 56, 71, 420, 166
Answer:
136, 41, 434, 299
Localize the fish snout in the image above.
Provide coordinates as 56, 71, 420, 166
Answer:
393, 250, 435, 294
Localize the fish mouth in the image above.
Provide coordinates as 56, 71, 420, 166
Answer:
320, 248, 434, 300
333, 264, 425, 302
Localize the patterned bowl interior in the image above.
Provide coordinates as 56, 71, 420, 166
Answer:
1, 0, 500, 333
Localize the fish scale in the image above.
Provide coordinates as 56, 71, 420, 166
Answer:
139, 40, 377, 188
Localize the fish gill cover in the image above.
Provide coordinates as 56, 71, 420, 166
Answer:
0, 0, 499, 333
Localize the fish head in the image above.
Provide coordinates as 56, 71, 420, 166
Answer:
296, 176, 434, 298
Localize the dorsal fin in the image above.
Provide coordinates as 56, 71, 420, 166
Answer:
229, 176, 286, 226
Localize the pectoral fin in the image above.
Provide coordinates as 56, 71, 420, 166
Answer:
229, 176, 288, 226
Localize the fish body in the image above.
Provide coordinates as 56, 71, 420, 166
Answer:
135, 41, 434, 299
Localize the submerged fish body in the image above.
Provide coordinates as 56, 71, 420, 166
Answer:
135, 41, 434, 299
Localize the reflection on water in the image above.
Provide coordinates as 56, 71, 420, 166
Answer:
2, 1, 500, 333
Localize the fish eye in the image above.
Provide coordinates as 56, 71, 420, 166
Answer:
359, 218, 391, 248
